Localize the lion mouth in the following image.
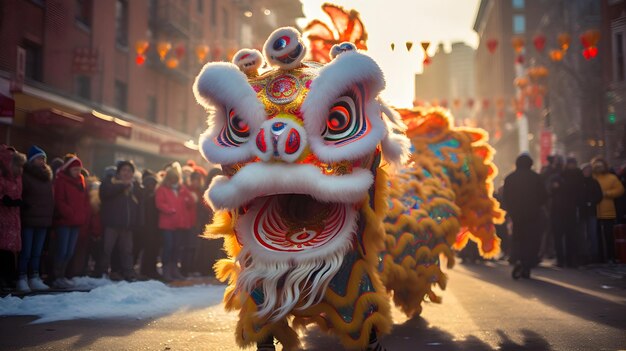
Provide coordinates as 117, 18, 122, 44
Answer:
238, 194, 353, 253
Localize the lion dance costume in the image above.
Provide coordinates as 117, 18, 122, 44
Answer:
193, 9, 503, 351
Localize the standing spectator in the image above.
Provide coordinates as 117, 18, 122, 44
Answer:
135, 170, 161, 280
96, 160, 140, 281
0, 146, 26, 291
503, 154, 548, 279
52, 154, 90, 288
67, 174, 102, 278
17, 146, 54, 292
592, 157, 624, 263
156, 163, 194, 281
181, 169, 206, 276
558, 157, 586, 267
580, 163, 603, 264
542, 155, 563, 262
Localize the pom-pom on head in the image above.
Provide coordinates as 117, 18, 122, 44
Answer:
330, 42, 357, 60
232, 49, 264, 76
263, 27, 307, 70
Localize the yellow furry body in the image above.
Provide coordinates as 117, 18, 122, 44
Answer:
379, 107, 505, 317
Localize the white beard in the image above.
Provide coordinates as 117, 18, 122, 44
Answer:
233, 196, 358, 321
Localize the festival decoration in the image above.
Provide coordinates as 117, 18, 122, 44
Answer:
487, 38, 498, 54
533, 34, 546, 52
580, 29, 600, 60
558, 32, 571, 51
195, 44, 210, 63
549, 49, 564, 62
157, 41, 172, 61
165, 57, 179, 69
511, 36, 525, 53
174, 43, 186, 59
406, 41, 413, 51
303, 3, 368, 63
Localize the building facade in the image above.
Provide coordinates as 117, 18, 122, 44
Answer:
0, 0, 302, 174
414, 43, 476, 126
474, 0, 604, 176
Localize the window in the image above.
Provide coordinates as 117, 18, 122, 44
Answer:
23, 42, 43, 82
115, 0, 129, 48
211, 0, 217, 28
513, 14, 525, 34
75, 75, 91, 100
114, 80, 128, 111
223, 8, 229, 38
616, 32, 625, 82
75, 0, 92, 28
512, 0, 524, 9
147, 95, 157, 122
197, 0, 203, 13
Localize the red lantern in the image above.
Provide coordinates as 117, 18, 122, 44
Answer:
580, 29, 600, 48
487, 39, 498, 54
174, 43, 186, 59
515, 55, 525, 64
583, 47, 598, 60
533, 35, 546, 52
135, 54, 146, 66
482, 98, 490, 109
467, 98, 475, 108
423, 56, 432, 66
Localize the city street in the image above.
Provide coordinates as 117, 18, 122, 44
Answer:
1, 261, 624, 351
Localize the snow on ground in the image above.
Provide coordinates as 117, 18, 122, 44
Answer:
0, 278, 225, 324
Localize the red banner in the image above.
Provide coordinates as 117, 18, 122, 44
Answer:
540, 130, 552, 166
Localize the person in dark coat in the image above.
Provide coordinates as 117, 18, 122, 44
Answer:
96, 160, 141, 281
52, 154, 90, 289
555, 157, 586, 267
134, 169, 161, 280
17, 146, 54, 292
503, 154, 548, 279
580, 163, 603, 263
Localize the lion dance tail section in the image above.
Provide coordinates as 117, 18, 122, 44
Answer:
380, 107, 504, 317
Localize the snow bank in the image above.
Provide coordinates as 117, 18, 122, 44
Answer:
0, 279, 225, 324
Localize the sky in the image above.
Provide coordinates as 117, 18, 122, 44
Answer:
299, 0, 481, 107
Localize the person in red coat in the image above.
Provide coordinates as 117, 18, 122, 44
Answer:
0, 146, 26, 291
52, 154, 90, 289
155, 162, 195, 281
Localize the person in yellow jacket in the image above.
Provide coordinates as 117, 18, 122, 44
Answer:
592, 157, 624, 263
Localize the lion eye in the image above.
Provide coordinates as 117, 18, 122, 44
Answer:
322, 93, 364, 144
216, 109, 250, 147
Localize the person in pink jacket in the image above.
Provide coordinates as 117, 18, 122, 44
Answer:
155, 162, 195, 281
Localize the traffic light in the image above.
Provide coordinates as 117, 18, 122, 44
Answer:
608, 105, 616, 125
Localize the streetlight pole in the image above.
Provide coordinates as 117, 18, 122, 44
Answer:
515, 49, 529, 154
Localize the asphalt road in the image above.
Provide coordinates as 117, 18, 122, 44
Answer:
1, 261, 625, 351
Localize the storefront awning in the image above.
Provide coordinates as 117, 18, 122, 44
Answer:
27, 108, 84, 130
81, 110, 132, 139
159, 140, 198, 156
